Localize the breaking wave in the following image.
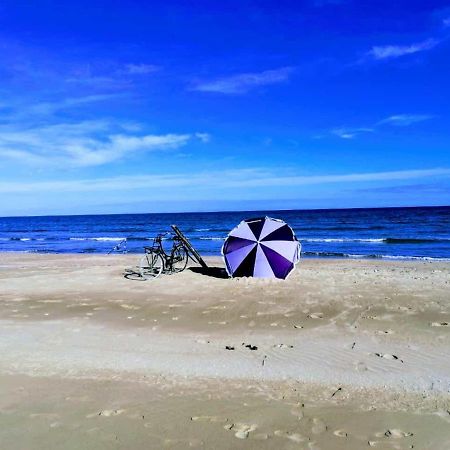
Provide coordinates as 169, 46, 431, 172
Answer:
302, 251, 450, 261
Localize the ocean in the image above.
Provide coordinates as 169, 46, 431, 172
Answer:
0, 206, 449, 260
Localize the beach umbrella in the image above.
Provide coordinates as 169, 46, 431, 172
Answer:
222, 217, 301, 279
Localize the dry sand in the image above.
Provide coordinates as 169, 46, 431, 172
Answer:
0, 253, 449, 449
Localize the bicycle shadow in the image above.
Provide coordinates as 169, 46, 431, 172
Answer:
188, 266, 229, 279
123, 266, 229, 281
123, 268, 146, 281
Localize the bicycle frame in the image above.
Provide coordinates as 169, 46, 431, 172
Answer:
144, 233, 186, 271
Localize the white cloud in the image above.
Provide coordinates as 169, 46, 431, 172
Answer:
331, 127, 374, 139
330, 113, 434, 139
1, 167, 449, 194
65, 75, 130, 89
377, 114, 435, 126
194, 132, 211, 143
26, 94, 122, 115
192, 67, 293, 94
0, 121, 208, 167
120, 63, 161, 75
367, 38, 439, 60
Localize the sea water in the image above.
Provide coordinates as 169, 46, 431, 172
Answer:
0, 206, 449, 260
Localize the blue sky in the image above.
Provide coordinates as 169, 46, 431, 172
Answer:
0, 0, 449, 216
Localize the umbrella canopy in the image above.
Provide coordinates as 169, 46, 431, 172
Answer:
222, 217, 301, 279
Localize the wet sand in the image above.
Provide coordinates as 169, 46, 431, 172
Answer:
0, 253, 449, 449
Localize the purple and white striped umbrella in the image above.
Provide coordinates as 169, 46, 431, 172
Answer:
222, 217, 301, 279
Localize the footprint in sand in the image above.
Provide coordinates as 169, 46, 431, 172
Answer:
274, 430, 304, 443
431, 322, 449, 327
307, 313, 323, 319
191, 415, 227, 423
273, 344, 294, 349
225, 423, 258, 439
333, 429, 348, 437
378, 429, 413, 438
86, 409, 126, 418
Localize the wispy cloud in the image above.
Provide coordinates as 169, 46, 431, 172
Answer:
0, 121, 208, 167
25, 94, 123, 116
191, 67, 294, 94
355, 183, 449, 194
1, 167, 449, 194
330, 113, 435, 139
194, 132, 211, 143
331, 127, 374, 139
366, 38, 439, 60
444, 17, 450, 27
119, 63, 161, 75
377, 114, 435, 126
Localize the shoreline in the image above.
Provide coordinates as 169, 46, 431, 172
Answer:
1, 250, 450, 262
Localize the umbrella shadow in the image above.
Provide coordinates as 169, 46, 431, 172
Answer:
188, 266, 229, 279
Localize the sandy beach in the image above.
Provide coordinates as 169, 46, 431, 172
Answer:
1, 253, 449, 449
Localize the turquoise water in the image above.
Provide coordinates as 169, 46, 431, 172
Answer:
0, 206, 449, 260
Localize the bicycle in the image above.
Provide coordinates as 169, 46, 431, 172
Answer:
139, 232, 189, 279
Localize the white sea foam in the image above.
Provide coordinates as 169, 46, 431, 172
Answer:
199, 237, 226, 241
70, 237, 125, 242
303, 238, 385, 243
376, 254, 450, 261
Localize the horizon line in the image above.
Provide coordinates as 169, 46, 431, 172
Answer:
0, 204, 448, 220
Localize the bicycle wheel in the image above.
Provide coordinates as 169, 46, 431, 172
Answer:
171, 246, 188, 273
139, 253, 164, 279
